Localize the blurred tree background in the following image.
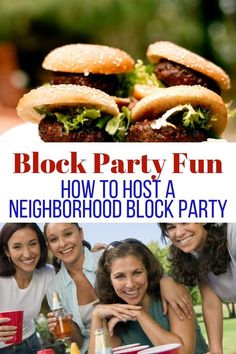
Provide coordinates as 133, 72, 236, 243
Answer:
148, 240, 202, 305
0, 0, 236, 137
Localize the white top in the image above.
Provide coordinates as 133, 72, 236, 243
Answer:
202, 223, 236, 302
47, 247, 103, 354
0, 264, 55, 348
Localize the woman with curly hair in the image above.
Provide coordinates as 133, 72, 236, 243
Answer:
159, 223, 236, 354
88, 239, 208, 354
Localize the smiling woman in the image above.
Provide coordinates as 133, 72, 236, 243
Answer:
88, 240, 208, 354
159, 223, 236, 354
5, 228, 41, 278
43, 222, 104, 354
0, 223, 55, 353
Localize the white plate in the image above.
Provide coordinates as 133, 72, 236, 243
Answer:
0, 123, 42, 143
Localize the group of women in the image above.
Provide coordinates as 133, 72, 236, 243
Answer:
0, 222, 235, 354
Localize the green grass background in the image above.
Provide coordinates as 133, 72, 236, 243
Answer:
195, 305, 236, 354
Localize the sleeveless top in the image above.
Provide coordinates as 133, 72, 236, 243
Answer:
116, 299, 208, 354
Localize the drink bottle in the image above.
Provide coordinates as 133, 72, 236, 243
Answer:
95, 328, 113, 354
52, 292, 73, 340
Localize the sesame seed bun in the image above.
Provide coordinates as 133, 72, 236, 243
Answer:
132, 84, 163, 100
147, 41, 231, 91
131, 85, 227, 135
42, 44, 134, 75
16, 84, 119, 124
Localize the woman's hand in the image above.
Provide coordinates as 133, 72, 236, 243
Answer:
93, 304, 141, 322
160, 276, 193, 320
0, 317, 17, 343
107, 316, 123, 337
107, 308, 143, 337
91, 243, 107, 252
47, 312, 73, 334
97, 305, 143, 337
47, 312, 57, 334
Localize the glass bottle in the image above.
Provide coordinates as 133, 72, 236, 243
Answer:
52, 292, 73, 340
95, 328, 113, 354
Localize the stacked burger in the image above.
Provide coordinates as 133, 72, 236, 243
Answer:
16, 41, 231, 142
17, 44, 134, 142
128, 41, 231, 142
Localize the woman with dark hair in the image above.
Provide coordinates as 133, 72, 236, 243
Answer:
0, 223, 55, 353
88, 239, 208, 354
44, 223, 104, 354
159, 223, 236, 354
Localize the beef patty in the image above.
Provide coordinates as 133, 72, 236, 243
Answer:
154, 59, 221, 95
127, 119, 208, 142
48, 72, 119, 95
39, 117, 112, 142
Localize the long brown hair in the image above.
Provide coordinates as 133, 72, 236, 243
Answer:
96, 240, 163, 303
159, 223, 230, 286
0, 223, 48, 276
44, 223, 91, 271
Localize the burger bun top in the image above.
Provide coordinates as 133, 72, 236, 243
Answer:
132, 84, 164, 100
42, 43, 134, 75
131, 85, 227, 135
147, 41, 231, 91
17, 84, 119, 124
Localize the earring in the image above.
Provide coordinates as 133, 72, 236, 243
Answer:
8, 256, 12, 263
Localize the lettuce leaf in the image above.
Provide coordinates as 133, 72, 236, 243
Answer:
182, 105, 213, 130
105, 106, 131, 142
116, 60, 164, 97
55, 107, 101, 133
35, 105, 130, 141
151, 104, 213, 131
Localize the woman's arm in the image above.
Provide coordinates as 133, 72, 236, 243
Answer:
199, 280, 223, 354
88, 304, 141, 354
160, 276, 193, 320
135, 298, 195, 354
69, 321, 84, 349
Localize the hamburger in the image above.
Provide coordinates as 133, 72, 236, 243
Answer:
128, 85, 227, 142
133, 41, 231, 100
16, 84, 130, 142
42, 43, 134, 97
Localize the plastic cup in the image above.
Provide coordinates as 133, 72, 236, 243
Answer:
113, 344, 141, 351
138, 343, 181, 354
114, 345, 149, 354
0, 310, 23, 345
